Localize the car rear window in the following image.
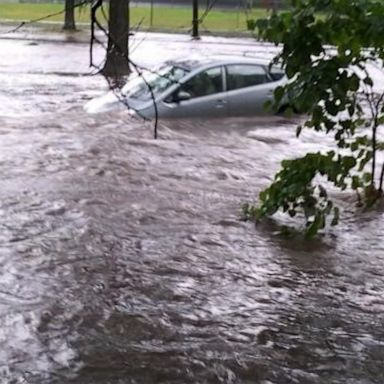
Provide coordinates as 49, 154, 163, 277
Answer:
226, 64, 269, 91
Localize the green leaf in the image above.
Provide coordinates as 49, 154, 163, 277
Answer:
331, 207, 340, 226
350, 141, 359, 151
358, 152, 373, 171
274, 86, 285, 105
348, 104, 355, 116
325, 100, 339, 116
349, 74, 360, 92
305, 213, 325, 238
246, 19, 257, 31
362, 172, 372, 184
352, 175, 361, 190
296, 125, 302, 137
342, 156, 356, 170
318, 184, 327, 198
264, 100, 273, 111
288, 209, 296, 217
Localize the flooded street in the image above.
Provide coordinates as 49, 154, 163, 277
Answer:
0, 30, 384, 384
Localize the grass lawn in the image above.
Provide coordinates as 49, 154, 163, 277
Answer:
0, 3, 269, 32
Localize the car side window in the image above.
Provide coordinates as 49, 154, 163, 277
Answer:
179, 67, 223, 99
226, 64, 269, 91
269, 66, 285, 81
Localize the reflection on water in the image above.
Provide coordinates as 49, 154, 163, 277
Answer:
0, 35, 383, 384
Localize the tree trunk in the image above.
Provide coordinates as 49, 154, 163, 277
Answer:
63, 0, 76, 31
103, 0, 130, 77
192, 0, 199, 39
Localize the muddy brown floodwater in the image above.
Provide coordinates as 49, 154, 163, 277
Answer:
0, 32, 383, 384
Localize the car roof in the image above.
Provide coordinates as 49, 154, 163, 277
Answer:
166, 54, 277, 71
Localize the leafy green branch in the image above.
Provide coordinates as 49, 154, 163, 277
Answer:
244, 0, 384, 236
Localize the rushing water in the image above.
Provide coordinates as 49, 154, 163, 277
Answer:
0, 31, 384, 384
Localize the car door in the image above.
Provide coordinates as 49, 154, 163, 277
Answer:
159, 66, 227, 118
225, 64, 276, 116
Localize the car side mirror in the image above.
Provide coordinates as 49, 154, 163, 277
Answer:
174, 91, 191, 103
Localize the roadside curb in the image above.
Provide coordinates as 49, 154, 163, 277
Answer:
0, 19, 271, 46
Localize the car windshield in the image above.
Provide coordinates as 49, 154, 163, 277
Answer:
122, 65, 189, 101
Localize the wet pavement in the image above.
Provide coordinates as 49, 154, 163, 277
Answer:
0, 29, 384, 384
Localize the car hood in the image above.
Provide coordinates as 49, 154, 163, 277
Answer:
84, 91, 148, 114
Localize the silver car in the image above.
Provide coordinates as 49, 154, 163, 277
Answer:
84, 55, 287, 118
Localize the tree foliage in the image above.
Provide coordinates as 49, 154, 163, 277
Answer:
243, 0, 384, 236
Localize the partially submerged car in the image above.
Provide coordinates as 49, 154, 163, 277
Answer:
84, 55, 287, 119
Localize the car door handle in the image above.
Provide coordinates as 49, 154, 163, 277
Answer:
216, 99, 227, 108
